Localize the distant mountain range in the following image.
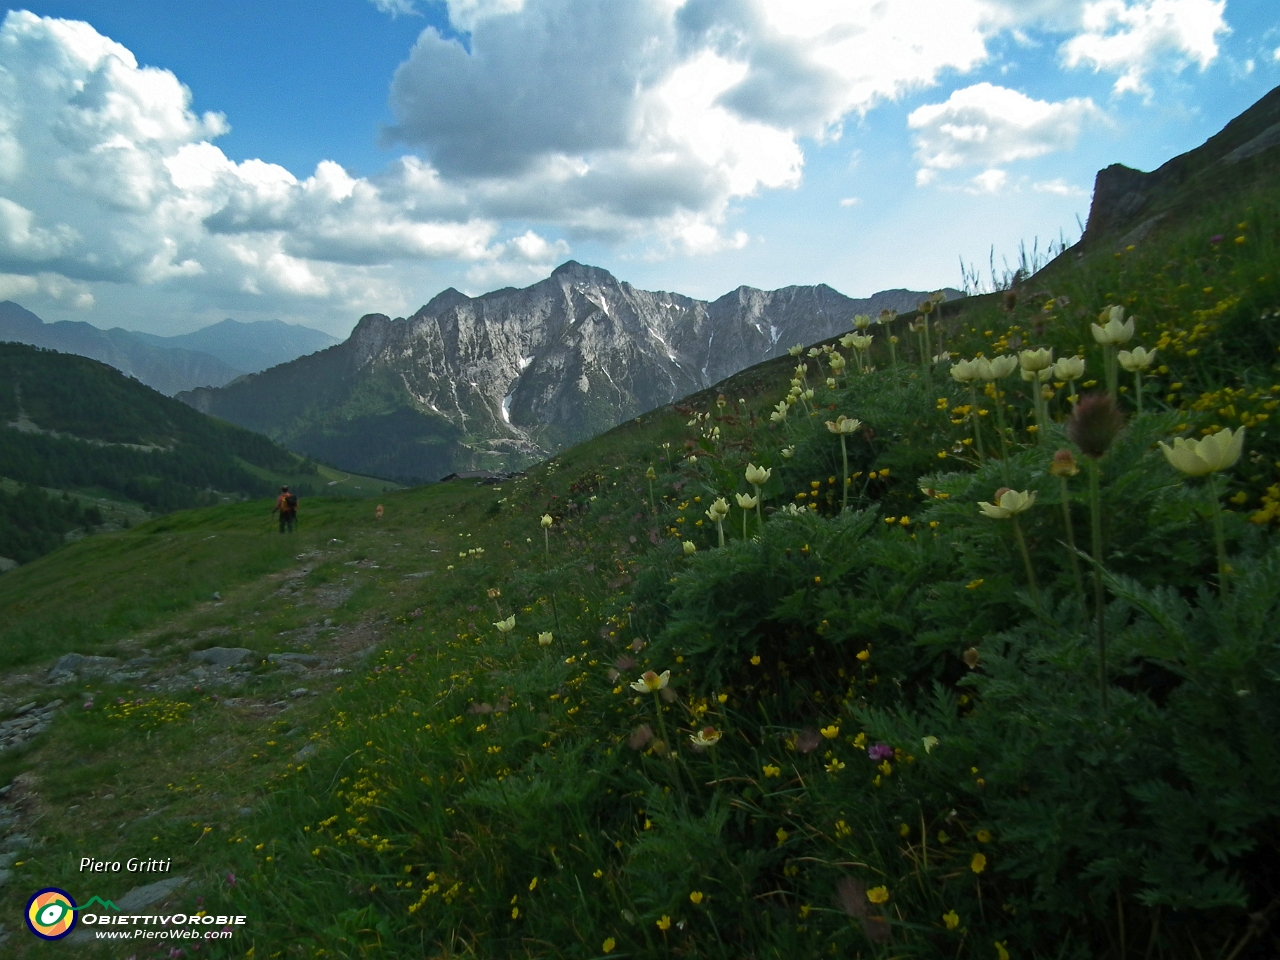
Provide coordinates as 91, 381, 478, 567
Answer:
0, 302, 339, 395
180, 264, 959, 483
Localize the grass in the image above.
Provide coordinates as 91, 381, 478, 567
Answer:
1, 171, 1278, 960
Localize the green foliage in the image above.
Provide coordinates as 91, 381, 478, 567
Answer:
6, 119, 1280, 960
0, 483, 101, 563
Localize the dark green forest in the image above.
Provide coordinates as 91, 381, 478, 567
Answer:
0, 342, 320, 561
0, 483, 103, 564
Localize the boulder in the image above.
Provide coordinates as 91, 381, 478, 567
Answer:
189, 647, 255, 668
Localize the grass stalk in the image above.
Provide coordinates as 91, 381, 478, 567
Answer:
1011, 516, 1041, 612
1088, 457, 1108, 711
1059, 476, 1086, 608
968, 383, 985, 460
991, 382, 1012, 485
840, 435, 849, 511
1207, 472, 1229, 591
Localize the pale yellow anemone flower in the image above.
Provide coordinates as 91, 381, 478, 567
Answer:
1158, 427, 1245, 477
1118, 346, 1156, 372
977, 488, 1037, 519
630, 670, 670, 693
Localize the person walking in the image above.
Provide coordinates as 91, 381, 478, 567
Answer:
272, 485, 298, 533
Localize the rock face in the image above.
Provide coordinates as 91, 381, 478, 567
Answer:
180, 263, 958, 482
1081, 84, 1280, 249
0, 700, 62, 754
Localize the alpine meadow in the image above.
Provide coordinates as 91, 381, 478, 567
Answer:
1, 19, 1280, 960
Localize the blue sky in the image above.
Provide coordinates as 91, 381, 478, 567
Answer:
1, 0, 1277, 336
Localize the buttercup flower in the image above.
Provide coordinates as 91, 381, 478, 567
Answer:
850, 334, 873, 351
970, 853, 987, 874
494, 615, 516, 634
866, 886, 890, 905
943, 910, 960, 930
978, 488, 1037, 519
630, 670, 671, 693
1091, 305, 1135, 345
839, 333, 857, 350
1159, 427, 1245, 476
706, 498, 730, 522
735, 492, 758, 510
682, 540, 696, 555
745, 464, 771, 485
853, 314, 872, 329
788, 344, 804, 356
1118, 346, 1156, 372
828, 352, 846, 372
537, 632, 553, 647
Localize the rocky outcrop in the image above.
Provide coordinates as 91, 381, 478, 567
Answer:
180, 263, 959, 481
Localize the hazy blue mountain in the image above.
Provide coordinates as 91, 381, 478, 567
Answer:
180, 264, 960, 483
133, 318, 339, 374
0, 301, 241, 395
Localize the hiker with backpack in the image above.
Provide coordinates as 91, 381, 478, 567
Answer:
273, 486, 298, 533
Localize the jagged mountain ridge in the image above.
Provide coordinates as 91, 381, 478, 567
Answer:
179, 262, 958, 482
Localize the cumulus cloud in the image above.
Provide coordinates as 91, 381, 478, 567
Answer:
367, 0, 421, 18
1033, 178, 1088, 195
384, 0, 1000, 254
908, 83, 1101, 190
0, 11, 557, 315
0, 2, 1239, 328
1060, 0, 1228, 94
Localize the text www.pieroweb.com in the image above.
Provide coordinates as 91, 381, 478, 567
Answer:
81, 913, 245, 940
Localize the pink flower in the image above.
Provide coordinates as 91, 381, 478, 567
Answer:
867, 743, 894, 761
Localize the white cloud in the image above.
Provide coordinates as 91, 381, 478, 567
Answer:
444, 0, 527, 31
384, 0, 1001, 256
967, 168, 1008, 194
0, 11, 551, 316
1033, 178, 1088, 196
1060, 0, 1228, 94
0, 3, 1238, 329
368, 0, 421, 18
908, 83, 1101, 187
839, 197, 860, 207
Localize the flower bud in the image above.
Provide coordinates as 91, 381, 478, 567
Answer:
1065, 392, 1125, 459
1049, 449, 1079, 477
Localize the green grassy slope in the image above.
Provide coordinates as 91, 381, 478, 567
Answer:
0, 343, 399, 566
1, 96, 1279, 960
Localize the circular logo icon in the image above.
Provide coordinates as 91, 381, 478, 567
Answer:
26, 888, 78, 940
